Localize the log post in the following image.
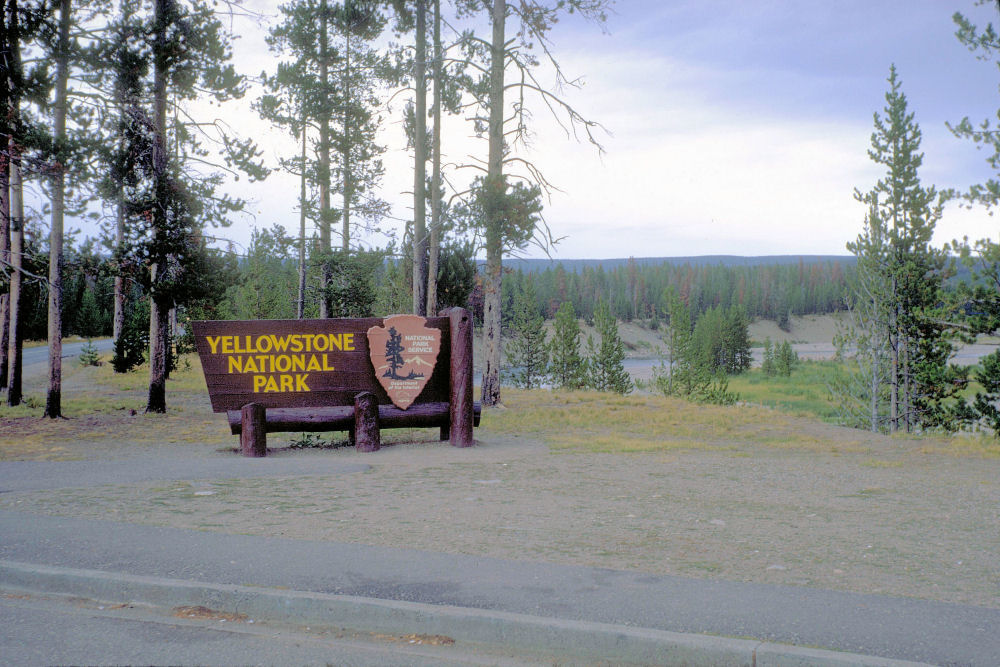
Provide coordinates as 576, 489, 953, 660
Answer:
240, 403, 267, 457
354, 391, 380, 452
443, 307, 474, 447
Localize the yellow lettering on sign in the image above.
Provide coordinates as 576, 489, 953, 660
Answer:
210, 333, 360, 358
225, 352, 342, 377
250, 373, 311, 393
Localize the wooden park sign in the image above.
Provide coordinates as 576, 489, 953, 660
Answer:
192, 308, 478, 456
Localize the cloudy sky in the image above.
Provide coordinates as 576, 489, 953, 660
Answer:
204, 0, 1000, 260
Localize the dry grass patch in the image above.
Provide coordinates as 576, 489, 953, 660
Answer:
0, 354, 230, 460
916, 433, 1000, 459
483, 389, 999, 460
485, 389, 841, 454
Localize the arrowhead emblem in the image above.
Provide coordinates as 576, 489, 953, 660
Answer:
367, 314, 442, 410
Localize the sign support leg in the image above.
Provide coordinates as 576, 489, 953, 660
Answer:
240, 403, 267, 457
444, 307, 474, 447
354, 391, 380, 452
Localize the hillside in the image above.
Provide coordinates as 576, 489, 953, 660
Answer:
497, 255, 855, 274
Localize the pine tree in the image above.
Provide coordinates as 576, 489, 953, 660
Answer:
775, 340, 797, 377
586, 301, 632, 394
43, 0, 71, 418
465, 0, 611, 408
761, 337, 775, 377
834, 196, 893, 431
973, 351, 1000, 433
654, 290, 735, 405
78, 339, 100, 367
658, 287, 691, 395
839, 66, 959, 432
948, 7, 1000, 435
691, 304, 750, 375
724, 305, 752, 374
143, 0, 267, 412
505, 279, 548, 389
259, 0, 387, 317
219, 226, 298, 320
549, 301, 586, 390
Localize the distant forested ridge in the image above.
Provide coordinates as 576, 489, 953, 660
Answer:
499, 255, 855, 274
488, 256, 856, 324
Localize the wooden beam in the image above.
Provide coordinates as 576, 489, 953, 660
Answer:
228, 401, 481, 435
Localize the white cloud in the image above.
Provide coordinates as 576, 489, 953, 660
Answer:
64, 0, 997, 263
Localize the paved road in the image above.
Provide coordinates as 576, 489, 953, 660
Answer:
1, 502, 997, 665
1, 594, 534, 667
19, 338, 115, 376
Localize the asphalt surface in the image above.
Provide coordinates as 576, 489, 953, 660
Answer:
1, 447, 998, 666
18, 338, 115, 376
2, 593, 531, 667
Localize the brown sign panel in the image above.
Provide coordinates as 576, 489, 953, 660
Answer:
367, 314, 442, 410
191, 317, 451, 413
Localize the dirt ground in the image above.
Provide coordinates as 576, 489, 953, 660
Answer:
2, 414, 998, 609
2, 340, 998, 611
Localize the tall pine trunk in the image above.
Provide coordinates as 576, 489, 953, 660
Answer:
147, 0, 170, 413
901, 336, 912, 431
480, 0, 506, 407
318, 0, 332, 317
0, 140, 9, 388
297, 109, 307, 319
5, 0, 23, 405
6, 138, 22, 405
0, 0, 9, 388
889, 279, 899, 432
426, 0, 442, 316
44, 0, 71, 418
412, 0, 428, 315
341, 29, 351, 253
112, 201, 126, 342
112, 107, 126, 344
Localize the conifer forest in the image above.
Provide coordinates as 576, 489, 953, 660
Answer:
3, 1, 1000, 438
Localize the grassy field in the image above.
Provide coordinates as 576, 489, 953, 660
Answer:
3, 344, 999, 460
728, 361, 846, 421
486, 385, 1000, 459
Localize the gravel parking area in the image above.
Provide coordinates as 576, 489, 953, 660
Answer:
3, 424, 997, 609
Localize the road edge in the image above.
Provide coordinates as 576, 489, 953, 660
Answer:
0, 559, 929, 667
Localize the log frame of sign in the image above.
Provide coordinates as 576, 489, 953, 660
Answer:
203, 308, 478, 456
